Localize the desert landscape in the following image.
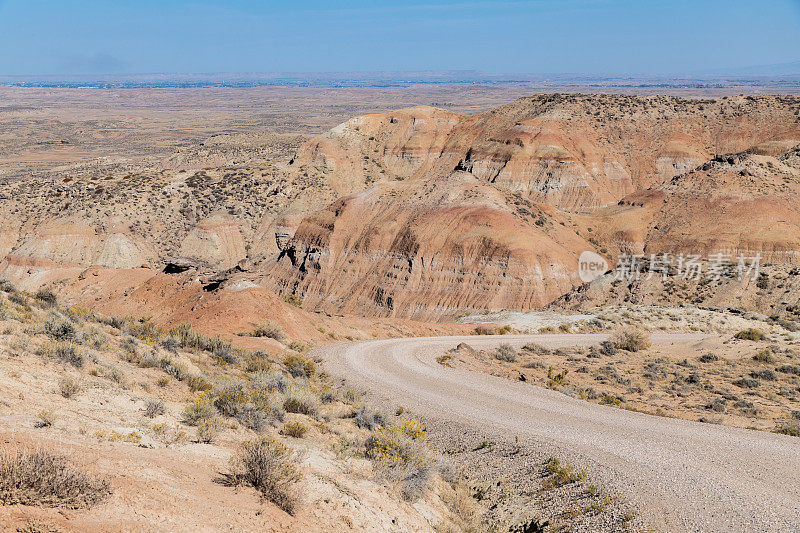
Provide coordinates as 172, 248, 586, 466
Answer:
0, 82, 799, 532
1, 2, 800, 530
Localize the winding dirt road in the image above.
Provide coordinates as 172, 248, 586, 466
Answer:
314, 334, 800, 532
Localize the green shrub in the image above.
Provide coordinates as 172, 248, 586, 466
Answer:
284, 294, 303, 307
282, 355, 316, 378
543, 457, 586, 488
365, 418, 434, 501
183, 393, 216, 425
775, 423, 800, 437
600, 394, 622, 406
187, 375, 213, 392
547, 366, 569, 388
214, 382, 248, 417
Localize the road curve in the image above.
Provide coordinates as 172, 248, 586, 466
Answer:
314, 334, 800, 532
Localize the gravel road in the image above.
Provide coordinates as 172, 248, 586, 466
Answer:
314, 334, 800, 532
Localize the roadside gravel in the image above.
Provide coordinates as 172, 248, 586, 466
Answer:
314, 334, 800, 532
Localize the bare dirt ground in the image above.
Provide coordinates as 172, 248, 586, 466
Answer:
451, 305, 800, 432
0, 288, 466, 532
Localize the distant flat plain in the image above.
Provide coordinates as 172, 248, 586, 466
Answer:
2, 82, 799, 180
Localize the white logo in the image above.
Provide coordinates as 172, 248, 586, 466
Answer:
578, 250, 608, 283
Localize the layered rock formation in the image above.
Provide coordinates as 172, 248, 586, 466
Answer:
260, 172, 591, 319
293, 94, 800, 212
584, 145, 800, 262
2, 94, 799, 320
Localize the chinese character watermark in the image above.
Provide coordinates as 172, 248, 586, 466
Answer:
579, 251, 761, 283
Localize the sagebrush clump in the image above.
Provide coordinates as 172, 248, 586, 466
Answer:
225, 436, 301, 514
365, 418, 435, 500
0, 450, 110, 508
493, 343, 517, 362
735, 328, 766, 341
611, 327, 651, 352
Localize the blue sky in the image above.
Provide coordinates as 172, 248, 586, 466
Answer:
1, 0, 799, 76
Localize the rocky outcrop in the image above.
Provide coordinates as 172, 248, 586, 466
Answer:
259, 172, 594, 319
293, 95, 800, 213
11, 220, 156, 269
585, 146, 800, 262
178, 213, 247, 270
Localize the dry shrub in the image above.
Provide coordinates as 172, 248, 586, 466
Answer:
150, 423, 189, 446
365, 418, 435, 501
49, 341, 84, 368
354, 405, 387, 430
248, 322, 286, 342
735, 328, 766, 341
493, 343, 517, 362
439, 479, 479, 532
33, 289, 58, 308
160, 335, 180, 353
224, 436, 301, 514
236, 405, 271, 431
473, 325, 511, 335
44, 316, 76, 341
610, 327, 651, 352
280, 421, 308, 438
197, 418, 223, 443
59, 377, 81, 399
0, 450, 110, 508
282, 387, 319, 416
35, 410, 56, 428
144, 399, 165, 418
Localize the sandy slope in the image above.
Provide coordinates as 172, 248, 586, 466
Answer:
314, 334, 800, 532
